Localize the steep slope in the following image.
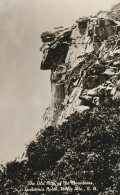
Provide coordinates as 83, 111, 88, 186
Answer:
1, 3, 120, 195
40, 16, 120, 128
1, 100, 119, 194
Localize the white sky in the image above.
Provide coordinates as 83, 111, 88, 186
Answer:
0, 0, 119, 164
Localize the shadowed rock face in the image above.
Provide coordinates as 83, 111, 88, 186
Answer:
40, 28, 71, 70
41, 42, 69, 70
40, 7, 120, 128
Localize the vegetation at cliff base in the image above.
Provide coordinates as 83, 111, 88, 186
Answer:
0, 99, 119, 195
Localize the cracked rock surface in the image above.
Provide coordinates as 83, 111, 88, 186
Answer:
40, 5, 120, 128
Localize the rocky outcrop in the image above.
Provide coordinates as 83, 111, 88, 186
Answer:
40, 6, 120, 128
1, 4, 120, 195
97, 2, 120, 21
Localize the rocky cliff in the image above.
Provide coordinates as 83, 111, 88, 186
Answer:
1, 3, 120, 195
40, 4, 120, 128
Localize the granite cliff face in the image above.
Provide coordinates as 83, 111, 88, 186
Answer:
1, 4, 120, 195
40, 5, 120, 128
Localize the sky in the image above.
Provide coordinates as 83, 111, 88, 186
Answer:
0, 0, 119, 164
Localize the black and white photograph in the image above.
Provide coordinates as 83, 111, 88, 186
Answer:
0, 0, 120, 194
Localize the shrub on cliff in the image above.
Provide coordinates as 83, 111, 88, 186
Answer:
49, 99, 120, 194
1, 99, 119, 194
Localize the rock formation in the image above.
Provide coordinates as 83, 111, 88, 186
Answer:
1, 3, 120, 195
40, 4, 120, 128
96, 2, 120, 21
